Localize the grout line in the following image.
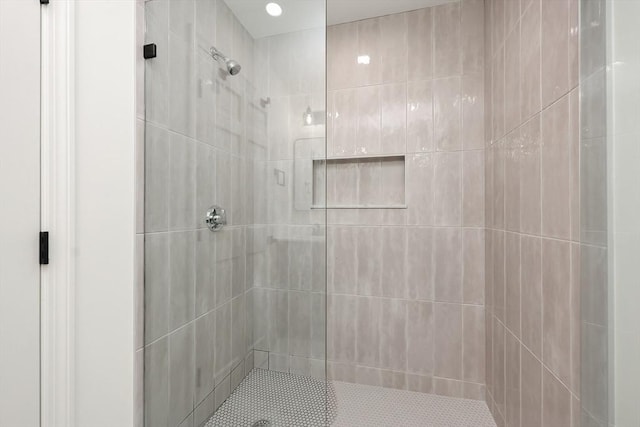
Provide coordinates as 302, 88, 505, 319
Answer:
328, 292, 486, 307
537, 1, 545, 423
491, 313, 579, 402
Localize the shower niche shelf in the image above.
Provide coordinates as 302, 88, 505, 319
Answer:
308, 154, 407, 210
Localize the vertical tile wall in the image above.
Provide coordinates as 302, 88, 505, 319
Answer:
140, 1, 268, 426
326, 0, 487, 400
484, 0, 582, 425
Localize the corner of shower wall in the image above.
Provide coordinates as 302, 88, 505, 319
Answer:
482, 0, 493, 418
135, 1, 145, 427
485, 0, 583, 425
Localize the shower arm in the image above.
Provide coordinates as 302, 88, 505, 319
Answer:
208, 46, 242, 76
209, 46, 226, 61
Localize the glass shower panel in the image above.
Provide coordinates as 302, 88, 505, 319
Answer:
142, 0, 327, 426
244, 24, 329, 425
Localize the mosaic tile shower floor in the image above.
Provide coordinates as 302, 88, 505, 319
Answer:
331, 381, 496, 427
206, 369, 496, 427
205, 369, 336, 427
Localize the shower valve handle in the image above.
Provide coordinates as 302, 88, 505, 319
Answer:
205, 206, 226, 232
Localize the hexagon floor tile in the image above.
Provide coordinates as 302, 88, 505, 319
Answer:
205, 369, 496, 427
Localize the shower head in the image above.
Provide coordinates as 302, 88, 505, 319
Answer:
226, 59, 242, 76
210, 47, 242, 76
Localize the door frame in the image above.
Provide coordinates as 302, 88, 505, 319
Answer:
40, 1, 137, 426
40, 0, 75, 425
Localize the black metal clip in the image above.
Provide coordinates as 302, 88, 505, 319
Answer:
40, 232, 49, 265
143, 43, 157, 59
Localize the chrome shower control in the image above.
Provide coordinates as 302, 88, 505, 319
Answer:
205, 206, 226, 232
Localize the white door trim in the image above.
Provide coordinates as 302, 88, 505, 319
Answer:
41, 2, 137, 426
40, 1, 76, 425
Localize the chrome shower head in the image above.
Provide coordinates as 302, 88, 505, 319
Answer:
226, 59, 242, 76
210, 47, 242, 76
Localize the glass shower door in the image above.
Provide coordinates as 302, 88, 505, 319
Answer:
142, 0, 327, 426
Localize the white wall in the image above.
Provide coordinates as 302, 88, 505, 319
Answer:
73, 1, 136, 426
0, 1, 41, 425
610, 0, 640, 425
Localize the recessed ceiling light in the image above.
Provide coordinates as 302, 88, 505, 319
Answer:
266, 2, 283, 17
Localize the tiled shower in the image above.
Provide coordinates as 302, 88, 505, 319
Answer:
325, 1, 487, 398
137, 0, 608, 426
485, 0, 582, 424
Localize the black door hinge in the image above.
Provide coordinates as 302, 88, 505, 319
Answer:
40, 232, 49, 265
143, 44, 157, 59
40, 0, 49, 4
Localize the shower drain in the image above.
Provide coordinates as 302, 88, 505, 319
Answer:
251, 420, 271, 427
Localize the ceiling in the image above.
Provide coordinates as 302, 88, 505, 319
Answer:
224, 0, 325, 39
327, 0, 456, 26
224, 0, 455, 39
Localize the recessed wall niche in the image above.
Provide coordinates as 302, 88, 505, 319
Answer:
310, 155, 406, 209
292, 138, 407, 210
